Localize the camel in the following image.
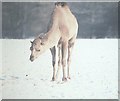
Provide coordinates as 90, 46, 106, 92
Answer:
30, 2, 78, 81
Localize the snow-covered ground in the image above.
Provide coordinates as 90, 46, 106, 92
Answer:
0, 39, 118, 99
0, 40, 2, 100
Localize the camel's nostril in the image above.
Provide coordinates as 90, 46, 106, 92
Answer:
30, 59, 34, 62
30, 55, 34, 62
30, 55, 33, 58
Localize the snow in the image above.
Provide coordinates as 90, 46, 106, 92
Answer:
0, 39, 118, 99
0, 40, 2, 100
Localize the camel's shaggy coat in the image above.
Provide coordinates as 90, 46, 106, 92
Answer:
30, 2, 78, 81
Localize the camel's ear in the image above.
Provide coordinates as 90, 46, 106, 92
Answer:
39, 36, 43, 39
41, 42, 45, 45
40, 37, 47, 45
39, 33, 44, 39
30, 41, 33, 44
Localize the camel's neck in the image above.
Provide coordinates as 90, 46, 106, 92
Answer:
41, 6, 71, 49
44, 30, 61, 49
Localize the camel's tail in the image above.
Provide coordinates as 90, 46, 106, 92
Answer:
55, 2, 67, 7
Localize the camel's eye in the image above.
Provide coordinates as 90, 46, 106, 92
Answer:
41, 42, 44, 45
36, 49, 40, 52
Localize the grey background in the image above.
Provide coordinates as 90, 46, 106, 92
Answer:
118, 1, 120, 38
2, 2, 118, 39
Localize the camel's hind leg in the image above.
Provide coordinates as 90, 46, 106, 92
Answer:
50, 46, 58, 81
61, 41, 68, 81
67, 36, 76, 79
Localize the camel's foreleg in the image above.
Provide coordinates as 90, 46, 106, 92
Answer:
50, 46, 58, 81
55, 43, 62, 79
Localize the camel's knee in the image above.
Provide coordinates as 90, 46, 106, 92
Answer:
62, 59, 66, 67
52, 61, 55, 67
68, 42, 74, 48
58, 60, 61, 66
67, 58, 71, 64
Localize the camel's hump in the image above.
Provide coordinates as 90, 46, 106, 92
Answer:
55, 2, 67, 7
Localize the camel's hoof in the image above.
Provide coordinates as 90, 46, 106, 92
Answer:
51, 77, 56, 81
67, 76, 71, 79
62, 77, 67, 81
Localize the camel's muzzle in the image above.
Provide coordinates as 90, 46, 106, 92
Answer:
30, 55, 34, 62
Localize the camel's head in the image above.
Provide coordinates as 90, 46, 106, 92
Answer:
29, 35, 47, 62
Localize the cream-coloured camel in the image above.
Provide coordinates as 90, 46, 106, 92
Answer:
30, 2, 78, 81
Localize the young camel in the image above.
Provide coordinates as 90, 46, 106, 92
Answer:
30, 2, 78, 81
